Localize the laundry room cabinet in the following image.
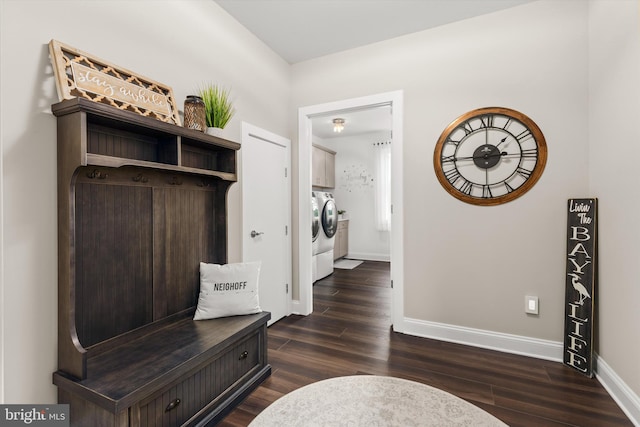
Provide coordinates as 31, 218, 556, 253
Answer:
334, 220, 349, 260
312, 144, 336, 188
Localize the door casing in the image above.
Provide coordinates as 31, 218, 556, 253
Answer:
295, 91, 405, 331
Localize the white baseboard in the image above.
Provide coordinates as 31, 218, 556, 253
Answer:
289, 299, 302, 315
289, 299, 311, 316
595, 355, 640, 426
346, 252, 390, 262
400, 317, 564, 361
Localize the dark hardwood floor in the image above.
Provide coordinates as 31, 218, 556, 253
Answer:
219, 261, 632, 426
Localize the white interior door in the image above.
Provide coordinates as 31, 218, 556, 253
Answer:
242, 123, 291, 325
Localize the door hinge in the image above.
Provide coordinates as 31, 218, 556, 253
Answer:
390, 279, 394, 289
285, 225, 288, 235
285, 167, 288, 178
286, 283, 289, 294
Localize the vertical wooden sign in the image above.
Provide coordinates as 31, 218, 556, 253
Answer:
564, 198, 597, 377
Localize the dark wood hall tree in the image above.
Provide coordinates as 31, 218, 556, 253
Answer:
52, 98, 270, 426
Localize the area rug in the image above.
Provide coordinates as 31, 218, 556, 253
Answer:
333, 259, 363, 270
249, 375, 508, 426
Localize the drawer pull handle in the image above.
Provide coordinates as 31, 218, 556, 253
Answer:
239, 350, 249, 360
165, 398, 181, 412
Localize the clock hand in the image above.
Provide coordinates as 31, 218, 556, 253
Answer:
451, 155, 475, 161
496, 136, 509, 147
452, 151, 508, 162
472, 151, 507, 160
500, 152, 526, 159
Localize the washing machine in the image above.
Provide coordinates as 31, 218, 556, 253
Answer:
311, 192, 320, 282
315, 191, 338, 281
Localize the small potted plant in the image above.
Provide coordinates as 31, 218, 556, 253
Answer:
199, 83, 235, 137
338, 210, 347, 220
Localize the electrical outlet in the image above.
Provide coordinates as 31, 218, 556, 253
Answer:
525, 296, 539, 315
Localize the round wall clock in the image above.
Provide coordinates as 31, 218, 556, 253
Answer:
433, 107, 547, 206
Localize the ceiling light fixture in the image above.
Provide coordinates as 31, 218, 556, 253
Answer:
333, 118, 345, 133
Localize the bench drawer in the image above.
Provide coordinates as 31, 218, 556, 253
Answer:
138, 332, 260, 427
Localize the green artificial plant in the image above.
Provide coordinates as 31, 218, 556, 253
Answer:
199, 84, 236, 129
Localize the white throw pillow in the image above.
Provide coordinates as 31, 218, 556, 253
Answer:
194, 261, 262, 320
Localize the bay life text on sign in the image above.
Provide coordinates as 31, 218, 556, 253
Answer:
48, 39, 180, 125
564, 198, 597, 377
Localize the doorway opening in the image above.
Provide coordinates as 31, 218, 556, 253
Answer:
311, 106, 391, 263
296, 91, 405, 331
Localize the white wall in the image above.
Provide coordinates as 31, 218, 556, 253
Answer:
294, 0, 587, 344
588, 0, 640, 416
321, 132, 391, 261
292, 0, 639, 413
0, 0, 290, 403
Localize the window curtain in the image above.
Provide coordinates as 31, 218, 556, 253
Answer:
373, 141, 391, 231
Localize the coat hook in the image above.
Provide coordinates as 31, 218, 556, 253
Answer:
87, 169, 107, 179
133, 173, 148, 183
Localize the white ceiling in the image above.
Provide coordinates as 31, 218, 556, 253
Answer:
214, 0, 533, 64
213, 0, 534, 138
311, 105, 393, 140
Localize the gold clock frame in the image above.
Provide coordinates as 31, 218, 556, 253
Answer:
433, 107, 547, 206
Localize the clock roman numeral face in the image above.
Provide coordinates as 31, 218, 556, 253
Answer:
433, 107, 547, 206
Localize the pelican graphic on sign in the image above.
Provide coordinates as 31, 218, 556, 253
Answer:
568, 273, 591, 305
